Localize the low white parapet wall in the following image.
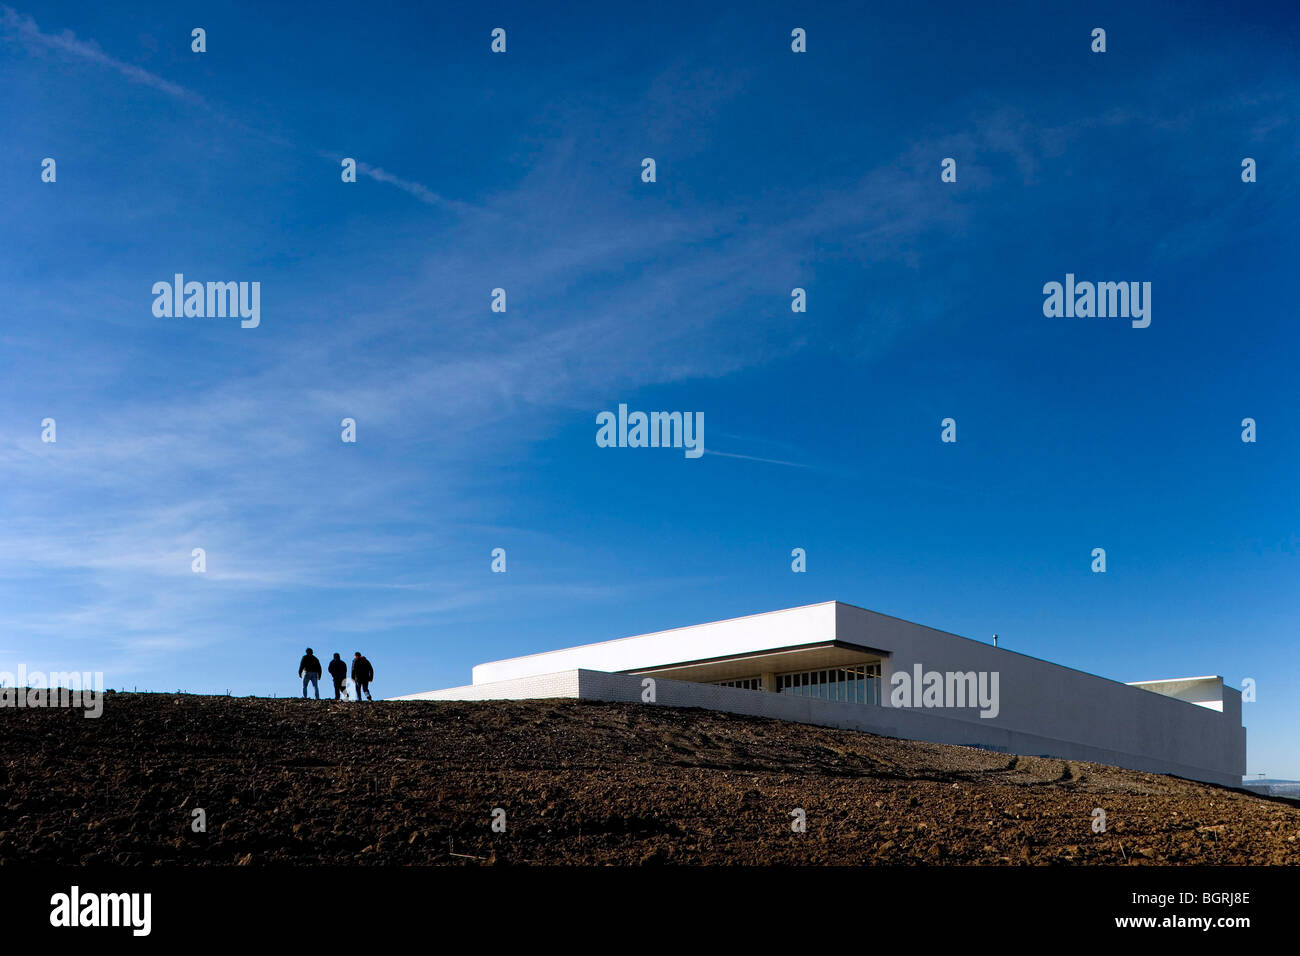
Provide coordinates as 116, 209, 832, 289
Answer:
393, 668, 1242, 788
391, 670, 581, 701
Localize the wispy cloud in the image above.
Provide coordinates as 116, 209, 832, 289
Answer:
354, 160, 471, 213
0, 5, 206, 106
0, 5, 466, 209
704, 448, 819, 469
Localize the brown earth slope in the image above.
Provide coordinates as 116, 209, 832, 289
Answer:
1, 693, 1296, 865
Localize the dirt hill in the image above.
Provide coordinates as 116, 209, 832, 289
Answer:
1, 692, 1295, 865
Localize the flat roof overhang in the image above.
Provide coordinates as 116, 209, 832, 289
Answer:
623, 640, 888, 684
1126, 675, 1226, 711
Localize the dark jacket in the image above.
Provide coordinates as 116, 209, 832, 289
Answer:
328, 658, 347, 682
351, 656, 374, 683
298, 653, 322, 677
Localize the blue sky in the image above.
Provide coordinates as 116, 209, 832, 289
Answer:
1, 2, 1296, 777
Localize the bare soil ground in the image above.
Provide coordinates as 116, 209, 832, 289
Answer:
1, 693, 1296, 865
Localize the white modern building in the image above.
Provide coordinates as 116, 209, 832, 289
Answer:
395, 601, 1247, 788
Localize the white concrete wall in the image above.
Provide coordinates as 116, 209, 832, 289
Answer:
392, 670, 580, 701
471, 602, 838, 684
579, 669, 1241, 787
834, 604, 1245, 784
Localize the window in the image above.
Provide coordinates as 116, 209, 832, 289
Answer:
776, 663, 880, 705
711, 676, 763, 691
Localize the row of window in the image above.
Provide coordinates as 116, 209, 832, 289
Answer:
710, 664, 882, 705
778, 664, 881, 704
712, 676, 764, 691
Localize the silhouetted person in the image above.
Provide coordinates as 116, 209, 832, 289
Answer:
328, 653, 348, 699
299, 648, 322, 700
352, 652, 374, 701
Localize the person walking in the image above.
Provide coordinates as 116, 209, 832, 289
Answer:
327, 652, 348, 700
298, 648, 322, 700
351, 652, 374, 701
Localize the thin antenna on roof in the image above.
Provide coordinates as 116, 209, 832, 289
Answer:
992, 634, 999, 647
